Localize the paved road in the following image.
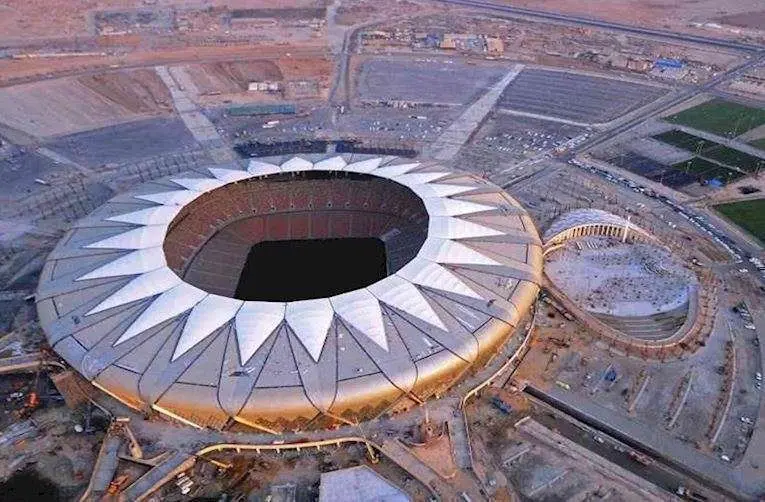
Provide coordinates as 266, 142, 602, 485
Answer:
575, 53, 765, 154
525, 385, 752, 500
436, 0, 765, 52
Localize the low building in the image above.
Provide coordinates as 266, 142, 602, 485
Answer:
319, 466, 410, 502
486, 36, 504, 54
248, 81, 281, 92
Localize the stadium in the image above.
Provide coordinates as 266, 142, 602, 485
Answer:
35, 153, 542, 432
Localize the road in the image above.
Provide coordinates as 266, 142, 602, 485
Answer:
436, 0, 765, 52
526, 398, 724, 500
574, 54, 765, 154
568, 157, 765, 285
525, 385, 751, 500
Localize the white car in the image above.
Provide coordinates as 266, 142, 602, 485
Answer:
744, 324, 756, 331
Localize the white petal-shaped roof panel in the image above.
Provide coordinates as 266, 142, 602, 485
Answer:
171, 177, 226, 193
314, 156, 347, 171
87, 267, 181, 316
371, 163, 420, 178
331, 289, 388, 351
106, 205, 183, 226
115, 282, 207, 345
419, 238, 500, 266
394, 172, 449, 187
281, 157, 314, 173
134, 190, 200, 206
235, 302, 286, 364
285, 299, 334, 361
77, 247, 166, 281
411, 183, 477, 198
172, 295, 243, 361
344, 157, 382, 173
424, 198, 497, 217
368, 275, 446, 331
397, 257, 481, 299
428, 216, 505, 240
208, 167, 252, 183
85, 226, 166, 250
247, 160, 282, 177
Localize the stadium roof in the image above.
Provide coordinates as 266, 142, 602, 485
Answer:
543, 208, 653, 245
36, 154, 542, 431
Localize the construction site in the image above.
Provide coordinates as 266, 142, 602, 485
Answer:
0, 1, 764, 501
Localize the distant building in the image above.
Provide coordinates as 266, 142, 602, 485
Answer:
654, 58, 685, 69
627, 59, 652, 72
440, 35, 457, 50
248, 81, 281, 92
319, 466, 410, 502
485, 37, 504, 54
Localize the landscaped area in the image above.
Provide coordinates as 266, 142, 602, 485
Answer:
671, 157, 745, 184
715, 198, 765, 243
665, 99, 765, 137
655, 129, 765, 176
750, 137, 765, 151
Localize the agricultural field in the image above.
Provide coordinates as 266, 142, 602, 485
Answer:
750, 137, 765, 150
715, 199, 765, 243
654, 130, 765, 174
665, 99, 765, 137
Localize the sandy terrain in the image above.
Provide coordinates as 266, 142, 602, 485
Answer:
546, 238, 697, 316
0, 69, 172, 138
0, 0, 327, 40
502, 0, 765, 36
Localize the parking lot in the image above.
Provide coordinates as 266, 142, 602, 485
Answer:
0, 146, 79, 203
45, 116, 197, 167
498, 69, 665, 124
356, 58, 506, 105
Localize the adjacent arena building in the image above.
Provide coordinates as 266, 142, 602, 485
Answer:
36, 154, 542, 432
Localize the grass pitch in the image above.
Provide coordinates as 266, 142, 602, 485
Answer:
665, 99, 765, 137
715, 199, 765, 243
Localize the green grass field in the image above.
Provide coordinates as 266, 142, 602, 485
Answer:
665, 99, 765, 137
750, 138, 765, 151
715, 199, 765, 243
655, 130, 764, 173
671, 157, 745, 183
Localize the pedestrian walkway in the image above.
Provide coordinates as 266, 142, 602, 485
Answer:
425, 64, 524, 161
154, 66, 234, 163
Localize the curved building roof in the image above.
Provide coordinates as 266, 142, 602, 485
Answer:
36, 154, 542, 431
543, 208, 653, 245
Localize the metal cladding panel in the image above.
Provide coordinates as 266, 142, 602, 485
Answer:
288, 325, 338, 413
235, 302, 286, 364
135, 190, 201, 206
331, 289, 388, 351
340, 313, 417, 394
156, 383, 230, 429
77, 248, 166, 281
106, 205, 184, 226
208, 167, 251, 182
36, 154, 542, 431
238, 386, 320, 427
314, 156, 347, 171
173, 295, 242, 361
330, 373, 404, 417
